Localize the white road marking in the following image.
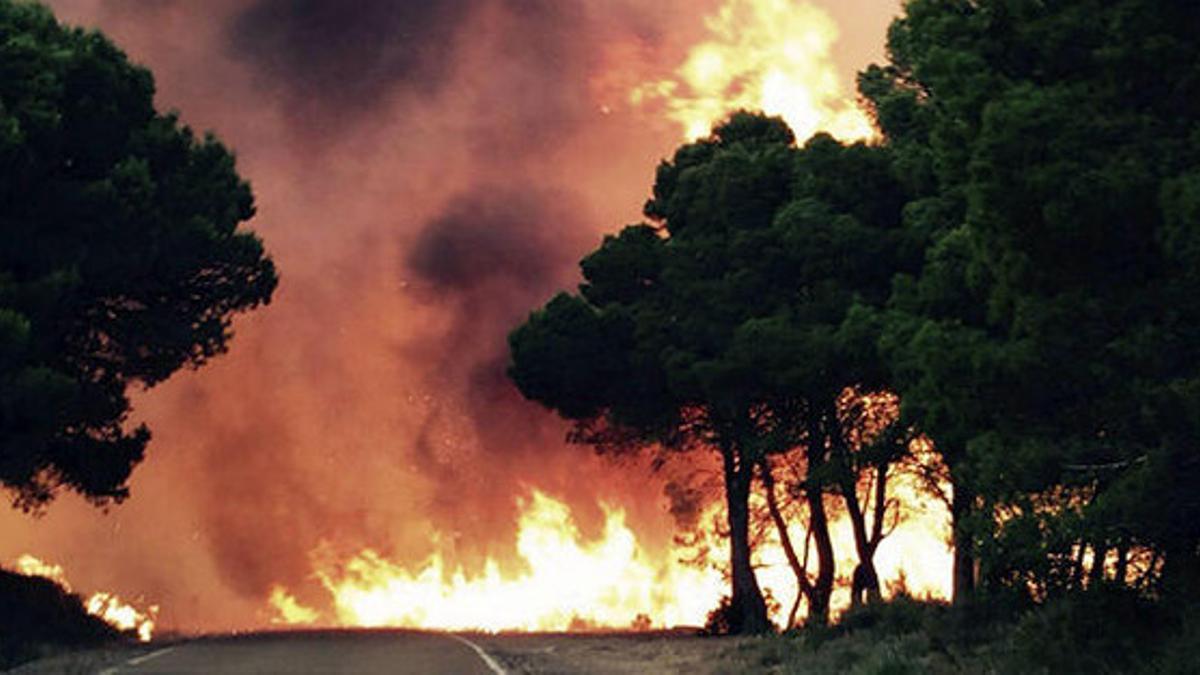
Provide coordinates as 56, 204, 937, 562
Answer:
448, 634, 507, 675
97, 646, 176, 674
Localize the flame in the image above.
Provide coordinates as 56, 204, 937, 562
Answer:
273, 491, 725, 631
11, 554, 158, 642
86, 592, 159, 642
14, 553, 68, 583
631, 0, 873, 142
268, 586, 320, 625
272, 481, 951, 631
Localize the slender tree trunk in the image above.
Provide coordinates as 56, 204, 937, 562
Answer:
951, 480, 976, 603
1115, 539, 1129, 587
1089, 542, 1108, 587
867, 461, 888, 602
806, 483, 835, 625
841, 483, 878, 607
803, 419, 835, 626
722, 444, 771, 634
830, 420, 881, 607
759, 458, 809, 629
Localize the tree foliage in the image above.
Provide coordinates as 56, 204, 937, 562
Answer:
0, 2, 277, 510
511, 0, 1200, 630
510, 111, 927, 629
863, 0, 1200, 599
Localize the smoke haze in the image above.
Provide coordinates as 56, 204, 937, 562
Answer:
1, 0, 899, 631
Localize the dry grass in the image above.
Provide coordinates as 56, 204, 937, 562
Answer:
474, 630, 753, 675
5, 644, 148, 675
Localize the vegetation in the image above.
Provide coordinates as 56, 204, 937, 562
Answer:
510, 0, 1200, 641
717, 591, 1199, 674
0, 1, 277, 511
0, 568, 125, 669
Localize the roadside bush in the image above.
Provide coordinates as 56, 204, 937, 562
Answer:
924, 589, 1028, 649
0, 569, 123, 669
1004, 588, 1166, 674
838, 594, 945, 637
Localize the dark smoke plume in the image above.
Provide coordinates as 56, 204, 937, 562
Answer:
407, 186, 587, 293
228, 0, 476, 115
7, 0, 736, 630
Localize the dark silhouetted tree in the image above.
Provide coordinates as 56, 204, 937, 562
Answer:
864, 0, 1200, 601
510, 112, 924, 629
0, 2, 277, 510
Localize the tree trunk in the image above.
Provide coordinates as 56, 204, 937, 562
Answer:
759, 458, 809, 629
1089, 542, 1108, 587
1114, 539, 1129, 587
722, 444, 771, 634
802, 418, 835, 626
805, 482, 835, 625
830, 417, 882, 608
842, 485, 877, 607
951, 481, 976, 603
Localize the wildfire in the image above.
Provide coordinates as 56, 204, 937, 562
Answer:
631, 0, 873, 142
271, 485, 951, 631
272, 491, 725, 631
12, 554, 157, 642
268, 586, 320, 625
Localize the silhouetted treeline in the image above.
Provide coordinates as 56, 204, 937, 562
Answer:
509, 0, 1200, 634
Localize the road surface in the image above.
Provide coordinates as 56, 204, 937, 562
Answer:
98, 631, 502, 674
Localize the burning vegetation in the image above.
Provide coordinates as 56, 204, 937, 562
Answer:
8, 555, 157, 642
3, 3, 1198, 672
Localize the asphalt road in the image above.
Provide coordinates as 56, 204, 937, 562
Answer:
99, 631, 502, 675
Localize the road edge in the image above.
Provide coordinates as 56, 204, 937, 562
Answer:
447, 634, 506, 675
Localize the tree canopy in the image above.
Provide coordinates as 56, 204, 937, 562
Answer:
510, 112, 926, 631
862, 0, 1200, 598
511, 0, 1200, 628
0, 1, 277, 510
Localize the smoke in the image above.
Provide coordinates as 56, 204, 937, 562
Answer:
227, 0, 474, 116
0, 0, 898, 632
407, 187, 585, 294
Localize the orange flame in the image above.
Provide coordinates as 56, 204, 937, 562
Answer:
271, 482, 950, 631
268, 586, 320, 625
271, 491, 726, 631
12, 554, 158, 642
631, 0, 873, 142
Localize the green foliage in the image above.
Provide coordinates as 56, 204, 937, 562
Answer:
510, 109, 924, 631
0, 1, 277, 509
1004, 589, 1166, 675
837, 593, 944, 638
718, 593, 1195, 674
865, 0, 1200, 597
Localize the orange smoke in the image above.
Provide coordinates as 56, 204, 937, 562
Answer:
631, 0, 874, 141
3, 0, 906, 636
12, 554, 158, 642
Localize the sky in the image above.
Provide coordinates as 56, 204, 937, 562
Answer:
2, 0, 902, 632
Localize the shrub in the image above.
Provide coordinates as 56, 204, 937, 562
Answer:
838, 594, 945, 637
1004, 588, 1167, 674
0, 569, 124, 668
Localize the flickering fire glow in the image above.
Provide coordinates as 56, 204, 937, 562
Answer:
270, 484, 951, 631
6, 0, 915, 636
631, 0, 874, 141
271, 491, 726, 631
13, 554, 158, 642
